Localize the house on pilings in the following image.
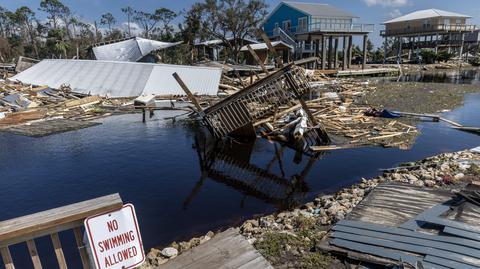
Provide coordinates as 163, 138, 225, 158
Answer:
381, 9, 478, 63
262, 1, 374, 70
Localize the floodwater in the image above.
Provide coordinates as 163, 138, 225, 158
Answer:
396, 67, 480, 85
1, 94, 479, 268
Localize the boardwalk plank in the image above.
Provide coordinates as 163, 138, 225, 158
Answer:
156, 228, 273, 269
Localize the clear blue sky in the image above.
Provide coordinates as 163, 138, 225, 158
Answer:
3, 0, 480, 47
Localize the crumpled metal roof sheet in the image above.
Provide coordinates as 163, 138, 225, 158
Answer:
12, 59, 222, 97
93, 37, 182, 62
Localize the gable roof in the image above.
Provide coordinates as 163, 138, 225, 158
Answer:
265, 1, 358, 22
284, 1, 357, 18
383, 9, 471, 24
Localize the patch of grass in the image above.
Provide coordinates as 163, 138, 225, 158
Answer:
255, 232, 298, 263
300, 252, 336, 269
293, 215, 316, 230
467, 164, 480, 176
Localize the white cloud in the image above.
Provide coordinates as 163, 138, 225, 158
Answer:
389, 9, 402, 18
362, 0, 409, 7
119, 22, 143, 36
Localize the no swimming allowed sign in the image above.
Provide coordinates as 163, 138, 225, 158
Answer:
85, 204, 145, 269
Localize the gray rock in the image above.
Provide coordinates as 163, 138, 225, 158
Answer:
161, 247, 178, 258
407, 174, 419, 182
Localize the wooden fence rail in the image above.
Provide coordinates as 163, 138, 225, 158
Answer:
0, 193, 123, 269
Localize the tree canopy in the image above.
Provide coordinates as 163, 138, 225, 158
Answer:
0, 0, 272, 64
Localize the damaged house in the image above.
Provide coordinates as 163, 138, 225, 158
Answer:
87, 36, 183, 63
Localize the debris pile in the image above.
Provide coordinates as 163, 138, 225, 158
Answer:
0, 79, 114, 135
255, 77, 418, 150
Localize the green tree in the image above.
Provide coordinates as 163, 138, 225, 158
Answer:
14, 6, 39, 58
100, 12, 116, 32
134, 8, 177, 39
121, 6, 134, 36
39, 0, 68, 30
191, 0, 268, 63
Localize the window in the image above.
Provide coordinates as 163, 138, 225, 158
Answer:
274, 23, 279, 29
456, 19, 462, 24
298, 17, 307, 32
444, 18, 450, 26
283, 20, 291, 32
423, 19, 431, 29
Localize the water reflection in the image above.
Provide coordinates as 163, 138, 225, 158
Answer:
396, 68, 480, 84
183, 131, 321, 211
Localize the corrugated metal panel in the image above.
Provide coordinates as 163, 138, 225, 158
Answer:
12, 59, 221, 97
384, 9, 471, 24
136, 38, 182, 56
93, 37, 182, 62
144, 64, 222, 96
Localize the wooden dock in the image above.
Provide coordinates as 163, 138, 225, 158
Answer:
156, 228, 274, 269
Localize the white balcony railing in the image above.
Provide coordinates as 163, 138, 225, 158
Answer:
381, 24, 477, 36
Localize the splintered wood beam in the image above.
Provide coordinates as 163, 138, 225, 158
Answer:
246, 45, 269, 74
26, 240, 42, 269
51, 233, 67, 269
258, 29, 284, 68
172, 72, 204, 113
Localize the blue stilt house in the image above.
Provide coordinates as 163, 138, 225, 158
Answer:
263, 1, 374, 70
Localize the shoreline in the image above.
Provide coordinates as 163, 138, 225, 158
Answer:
141, 146, 480, 268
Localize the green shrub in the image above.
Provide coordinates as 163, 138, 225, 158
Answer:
437, 50, 455, 62
469, 57, 480, 67
420, 49, 437, 64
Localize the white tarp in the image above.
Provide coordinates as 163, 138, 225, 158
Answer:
93, 37, 182, 62
12, 59, 222, 97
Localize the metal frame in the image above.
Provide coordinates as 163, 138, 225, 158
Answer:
203, 64, 311, 139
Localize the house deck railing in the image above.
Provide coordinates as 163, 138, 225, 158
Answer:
381, 24, 477, 36
0, 194, 123, 269
269, 23, 374, 38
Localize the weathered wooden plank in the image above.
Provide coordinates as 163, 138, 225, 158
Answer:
443, 226, 480, 241
329, 238, 422, 268
73, 227, 90, 269
424, 255, 477, 269
246, 45, 269, 74
0, 247, 15, 269
337, 220, 480, 250
156, 228, 274, 269
332, 232, 480, 267
26, 239, 42, 269
0, 193, 122, 244
420, 216, 480, 234
399, 203, 452, 230
333, 225, 480, 258
172, 72, 203, 113
51, 233, 68, 269
347, 183, 452, 227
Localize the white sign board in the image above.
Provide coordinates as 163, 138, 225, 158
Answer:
85, 204, 145, 269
